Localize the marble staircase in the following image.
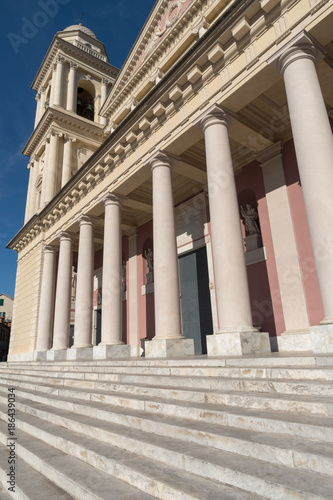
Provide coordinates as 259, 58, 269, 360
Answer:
0, 354, 333, 499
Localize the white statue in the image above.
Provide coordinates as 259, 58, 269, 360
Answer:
144, 248, 154, 273
121, 261, 126, 293
241, 204, 260, 235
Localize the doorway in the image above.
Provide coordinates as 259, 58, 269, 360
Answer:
179, 246, 213, 354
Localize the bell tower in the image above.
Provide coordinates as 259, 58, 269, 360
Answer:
23, 24, 119, 223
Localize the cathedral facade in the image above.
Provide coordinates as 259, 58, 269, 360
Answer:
7, 0, 333, 361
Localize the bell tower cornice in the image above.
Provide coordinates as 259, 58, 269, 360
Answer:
32, 36, 119, 94
23, 107, 105, 158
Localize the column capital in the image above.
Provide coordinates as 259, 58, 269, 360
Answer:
56, 231, 76, 243
268, 31, 325, 75
57, 54, 66, 64
69, 61, 78, 70
63, 134, 76, 143
101, 192, 128, 207
76, 214, 99, 227
44, 245, 57, 255
193, 103, 237, 132
146, 150, 179, 171
102, 77, 110, 85
256, 141, 283, 165
48, 130, 63, 140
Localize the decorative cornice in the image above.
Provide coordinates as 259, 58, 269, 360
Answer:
23, 107, 105, 157
32, 37, 119, 93
101, 0, 204, 118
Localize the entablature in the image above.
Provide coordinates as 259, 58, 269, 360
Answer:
32, 37, 119, 94
23, 107, 105, 158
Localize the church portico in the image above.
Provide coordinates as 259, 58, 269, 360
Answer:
7, 1, 333, 362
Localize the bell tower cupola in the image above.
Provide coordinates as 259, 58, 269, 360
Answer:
23, 23, 119, 223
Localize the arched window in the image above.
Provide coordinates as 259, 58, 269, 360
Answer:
76, 80, 95, 121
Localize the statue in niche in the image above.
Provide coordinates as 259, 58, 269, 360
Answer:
121, 261, 126, 293
144, 248, 154, 273
71, 266, 77, 302
144, 248, 154, 284
241, 204, 260, 235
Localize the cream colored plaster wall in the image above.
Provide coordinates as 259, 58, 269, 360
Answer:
9, 244, 44, 355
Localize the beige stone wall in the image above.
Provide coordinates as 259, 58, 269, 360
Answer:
9, 244, 44, 355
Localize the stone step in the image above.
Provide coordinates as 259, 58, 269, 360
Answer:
0, 484, 11, 500
0, 432, 157, 500
7, 352, 333, 367
3, 364, 333, 381
0, 442, 72, 500
1, 403, 332, 499
1, 372, 333, 419
2, 369, 333, 397
1, 379, 333, 444
3, 389, 333, 478
1, 380, 333, 463
0, 411, 266, 500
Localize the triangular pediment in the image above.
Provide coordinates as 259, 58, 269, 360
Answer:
102, 0, 202, 120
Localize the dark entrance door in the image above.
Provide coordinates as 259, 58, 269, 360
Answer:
179, 246, 213, 354
96, 309, 102, 345
69, 325, 74, 347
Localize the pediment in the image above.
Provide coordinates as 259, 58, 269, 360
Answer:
102, 0, 200, 119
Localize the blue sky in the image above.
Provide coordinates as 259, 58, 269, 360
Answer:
0, 0, 156, 299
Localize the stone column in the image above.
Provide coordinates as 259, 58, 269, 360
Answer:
94, 194, 131, 359
40, 89, 46, 116
258, 142, 310, 351
40, 138, 50, 206
30, 156, 40, 217
127, 227, 141, 356
44, 131, 60, 204
73, 215, 95, 349
53, 55, 65, 107
67, 62, 77, 112
145, 151, 194, 358
49, 64, 57, 107
275, 34, 333, 352
195, 104, 270, 355
52, 233, 74, 351
24, 161, 35, 223
100, 78, 109, 125
36, 246, 56, 352
61, 136, 76, 187
34, 93, 41, 128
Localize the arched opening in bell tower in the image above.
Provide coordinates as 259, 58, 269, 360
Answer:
76, 80, 95, 121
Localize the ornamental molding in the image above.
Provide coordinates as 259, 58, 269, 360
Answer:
32, 37, 119, 93
23, 107, 105, 157
102, 0, 210, 119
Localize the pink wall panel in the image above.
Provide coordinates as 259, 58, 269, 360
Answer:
283, 140, 324, 325
235, 161, 285, 336
137, 220, 155, 340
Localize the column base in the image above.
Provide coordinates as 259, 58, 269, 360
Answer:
93, 344, 131, 360
207, 331, 271, 356
67, 347, 93, 361
130, 345, 144, 357
46, 349, 67, 361
310, 324, 333, 353
33, 351, 47, 361
276, 331, 312, 352
145, 338, 195, 358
